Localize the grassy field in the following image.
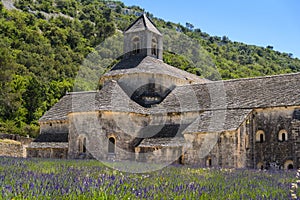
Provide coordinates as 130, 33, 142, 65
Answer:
0, 157, 298, 199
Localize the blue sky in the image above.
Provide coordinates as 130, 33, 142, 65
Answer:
121, 0, 300, 58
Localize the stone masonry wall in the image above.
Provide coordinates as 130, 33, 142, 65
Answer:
0, 141, 23, 157
252, 107, 300, 169
184, 130, 244, 168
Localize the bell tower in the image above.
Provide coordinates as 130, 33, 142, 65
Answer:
123, 14, 163, 60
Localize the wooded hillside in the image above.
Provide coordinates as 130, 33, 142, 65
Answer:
1, 0, 299, 137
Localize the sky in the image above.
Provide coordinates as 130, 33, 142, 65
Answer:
121, 0, 300, 58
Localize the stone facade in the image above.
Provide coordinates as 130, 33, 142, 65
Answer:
248, 107, 300, 170
27, 14, 300, 170
0, 141, 23, 157
0, 133, 33, 157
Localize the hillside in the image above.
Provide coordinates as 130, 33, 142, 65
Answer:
1, 0, 300, 137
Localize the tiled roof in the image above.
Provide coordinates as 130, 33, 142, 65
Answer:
96, 81, 148, 113
102, 56, 207, 84
124, 14, 162, 35
138, 137, 186, 148
34, 132, 68, 143
39, 91, 97, 122
39, 72, 300, 132
184, 109, 252, 133
27, 142, 68, 149
159, 72, 300, 112
138, 124, 189, 138
136, 124, 189, 148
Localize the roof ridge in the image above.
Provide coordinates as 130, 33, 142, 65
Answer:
222, 72, 300, 83
67, 91, 98, 95
124, 14, 161, 35
175, 72, 300, 88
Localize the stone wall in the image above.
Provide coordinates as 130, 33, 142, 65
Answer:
68, 111, 197, 162
251, 107, 300, 169
27, 146, 68, 159
0, 133, 33, 145
135, 146, 183, 164
0, 141, 23, 157
0, 133, 34, 157
183, 130, 248, 168
40, 121, 68, 135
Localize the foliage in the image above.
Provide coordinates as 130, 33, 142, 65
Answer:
0, 157, 298, 199
1, 0, 300, 136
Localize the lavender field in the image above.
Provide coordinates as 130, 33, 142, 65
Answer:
0, 157, 299, 199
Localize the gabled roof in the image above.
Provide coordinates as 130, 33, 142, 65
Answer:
39, 91, 98, 122
34, 132, 68, 143
39, 72, 300, 132
102, 56, 207, 84
158, 72, 300, 113
124, 14, 162, 35
96, 80, 148, 113
184, 109, 252, 133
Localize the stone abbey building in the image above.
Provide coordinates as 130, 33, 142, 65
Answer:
27, 15, 300, 170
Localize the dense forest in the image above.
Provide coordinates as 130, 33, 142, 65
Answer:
1, 0, 300, 137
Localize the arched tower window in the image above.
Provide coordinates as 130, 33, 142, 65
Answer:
278, 130, 288, 142
255, 130, 265, 143
151, 37, 158, 56
132, 37, 140, 54
108, 137, 116, 154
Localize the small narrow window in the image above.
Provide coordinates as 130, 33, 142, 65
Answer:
257, 162, 264, 170
132, 37, 140, 54
206, 157, 212, 167
179, 155, 184, 165
284, 160, 294, 170
83, 138, 86, 153
151, 37, 158, 56
108, 137, 115, 154
256, 130, 265, 143
260, 134, 264, 143
78, 137, 87, 153
278, 130, 288, 142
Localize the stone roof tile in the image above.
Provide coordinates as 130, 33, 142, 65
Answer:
124, 14, 162, 35
27, 142, 68, 149
34, 132, 68, 143
184, 109, 252, 133
103, 56, 207, 84
159, 72, 300, 112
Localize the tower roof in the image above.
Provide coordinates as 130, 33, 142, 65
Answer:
124, 14, 162, 35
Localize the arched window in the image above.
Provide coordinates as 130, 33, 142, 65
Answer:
151, 37, 158, 56
284, 160, 294, 170
83, 138, 86, 153
206, 157, 212, 167
108, 137, 116, 154
278, 130, 288, 142
132, 37, 140, 54
78, 137, 87, 153
255, 130, 265, 143
257, 162, 264, 170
